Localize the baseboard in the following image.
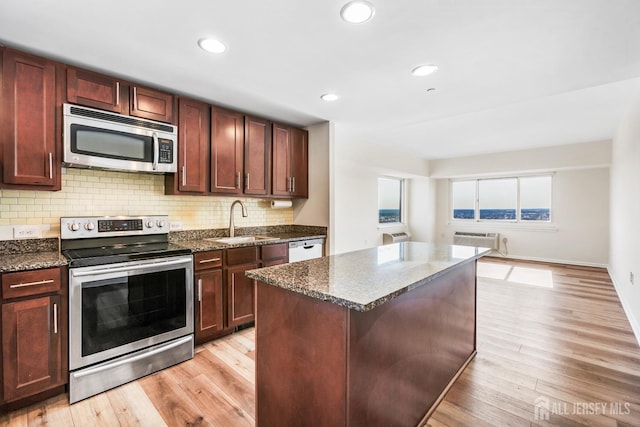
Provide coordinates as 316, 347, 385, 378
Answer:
486, 252, 608, 269
608, 267, 640, 348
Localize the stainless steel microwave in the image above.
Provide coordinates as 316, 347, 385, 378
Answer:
63, 103, 177, 173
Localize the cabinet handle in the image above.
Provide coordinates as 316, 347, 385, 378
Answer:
197, 279, 202, 302
287, 177, 291, 192
236, 172, 241, 189
116, 82, 120, 105
9, 279, 55, 289
53, 303, 58, 334
48, 152, 53, 179
133, 86, 138, 107
245, 173, 250, 190
198, 258, 221, 264
291, 176, 295, 193
181, 165, 186, 186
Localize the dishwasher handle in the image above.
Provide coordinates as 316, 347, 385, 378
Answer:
289, 238, 325, 250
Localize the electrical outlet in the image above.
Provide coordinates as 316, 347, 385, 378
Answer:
170, 221, 183, 231
0, 226, 14, 241
630, 272, 635, 285
277, 218, 285, 225
13, 225, 43, 239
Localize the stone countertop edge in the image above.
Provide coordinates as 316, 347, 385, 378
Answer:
246, 244, 491, 312
0, 252, 68, 273
174, 233, 326, 253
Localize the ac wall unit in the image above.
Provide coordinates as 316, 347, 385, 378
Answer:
453, 231, 499, 250
382, 232, 410, 245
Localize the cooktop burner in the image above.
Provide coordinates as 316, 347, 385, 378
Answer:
60, 215, 191, 267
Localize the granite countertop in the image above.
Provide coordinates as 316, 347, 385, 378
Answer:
0, 226, 326, 273
174, 232, 326, 252
246, 242, 491, 312
0, 251, 68, 273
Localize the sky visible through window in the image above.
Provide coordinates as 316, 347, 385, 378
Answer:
453, 176, 551, 221
379, 177, 403, 224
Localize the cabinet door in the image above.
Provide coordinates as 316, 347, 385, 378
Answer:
130, 85, 174, 123
244, 116, 271, 196
167, 98, 209, 194
211, 107, 244, 194
290, 127, 309, 198
227, 263, 258, 327
271, 124, 291, 197
2, 295, 62, 402
195, 269, 224, 343
66, 67, 125, 113
1, 49, 58, 188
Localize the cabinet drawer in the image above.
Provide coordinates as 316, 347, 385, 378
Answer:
226, 246, 258, 266
2, 268, 61, 299
194, 251, 223, 271
261, 243, 288, 261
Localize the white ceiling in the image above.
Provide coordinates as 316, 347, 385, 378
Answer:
2, 0, 640, 159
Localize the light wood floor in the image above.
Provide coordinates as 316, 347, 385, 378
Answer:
1, 258, 639, 426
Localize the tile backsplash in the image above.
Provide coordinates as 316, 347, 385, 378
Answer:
0, 168, 293, 238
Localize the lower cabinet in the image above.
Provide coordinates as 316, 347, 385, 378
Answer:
1, 267, 67, 407
194, 242, 290, 344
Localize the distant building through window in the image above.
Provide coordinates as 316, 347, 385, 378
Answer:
452, 176, 552, 222
378, 177, 404, 224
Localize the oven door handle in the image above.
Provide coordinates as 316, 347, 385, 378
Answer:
71, 335, 192, 379
72, 258, 190, 277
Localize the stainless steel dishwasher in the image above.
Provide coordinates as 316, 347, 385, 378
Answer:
288, 239, 324, 262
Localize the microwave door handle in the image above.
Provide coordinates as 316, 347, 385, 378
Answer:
152, 132, 159, 171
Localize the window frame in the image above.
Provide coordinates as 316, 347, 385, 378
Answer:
450, 174, 553, 224
378, 176, 406, 227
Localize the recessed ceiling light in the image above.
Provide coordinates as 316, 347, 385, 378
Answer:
340, 1, 375, 24
198, 38, 227, 54
321, 93, 340, 102
411, 64, 439, 76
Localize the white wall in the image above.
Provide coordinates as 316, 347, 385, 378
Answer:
609, 86, 640, 343
332, 128, 431, 254
431, 141, 611, 267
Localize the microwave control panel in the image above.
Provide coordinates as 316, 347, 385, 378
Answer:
158, 139, 173, 164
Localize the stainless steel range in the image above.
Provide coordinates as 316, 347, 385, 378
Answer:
61, 215, 194, 403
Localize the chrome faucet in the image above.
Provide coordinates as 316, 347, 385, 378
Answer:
229, 200, 248, 237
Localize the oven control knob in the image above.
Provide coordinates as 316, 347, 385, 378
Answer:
146, 220, 155, 228
84, 222, 95, 231
68, 222, 80, 232
156, 220, 166, 228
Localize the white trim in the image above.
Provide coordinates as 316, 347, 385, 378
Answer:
487, 253, 607, 269
607, 267, 640, 347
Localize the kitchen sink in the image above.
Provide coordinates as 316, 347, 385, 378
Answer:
205, 235, 280, 245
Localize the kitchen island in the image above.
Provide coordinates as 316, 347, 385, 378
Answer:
246, 242, 490, 427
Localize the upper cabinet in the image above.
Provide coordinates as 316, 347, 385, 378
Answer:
244, 116, 271, 196
165, 97, 209, 194
272, 124, 308, 198
66, 67, 174, 123
210, 107, 244, 195
0, 48, 61, 190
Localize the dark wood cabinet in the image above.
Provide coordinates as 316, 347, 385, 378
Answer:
272, 123, 308, 198
211, 107, 244, 194
194, 251, 224, 344
225, 246, 258, 328
66, 67, 125, 113
244, 116, 271, 196
67, 67, 174, 123
129, 85, 174, 123
261, 243, 288, 267
165, 98, 209, 194
1, 267, 67, 406
1, 48, 60, 190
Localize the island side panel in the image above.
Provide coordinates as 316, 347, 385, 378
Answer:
347, 260, 477, 427
256, 282, 348, 427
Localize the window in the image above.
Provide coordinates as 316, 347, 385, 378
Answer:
451, 175, 552, 222
378, 177, 404, 224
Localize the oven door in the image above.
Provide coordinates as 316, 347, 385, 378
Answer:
69, 255, 193, 371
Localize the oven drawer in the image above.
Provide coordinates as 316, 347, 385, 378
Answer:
194, 250, 223, 271
2, 267, 61, 300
